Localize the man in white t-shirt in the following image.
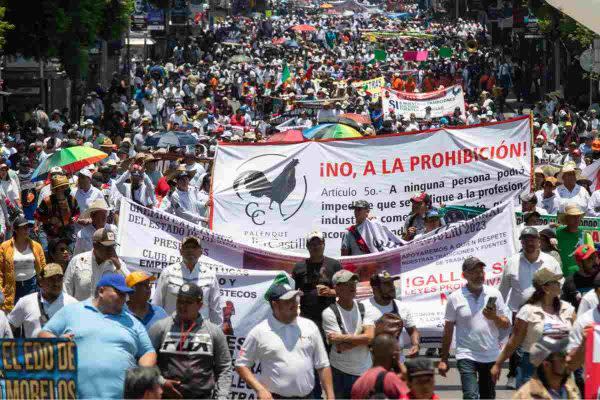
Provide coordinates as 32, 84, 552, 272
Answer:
322, 270, 374, 400
567, 274, 600, 367
9, 263, 77, 337
361, 270, 420, 357
438, 257, 511, 400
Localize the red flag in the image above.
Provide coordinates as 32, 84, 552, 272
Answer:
304, 65, 314, 81
585, 324, 600, 399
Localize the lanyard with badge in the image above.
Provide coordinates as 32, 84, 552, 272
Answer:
38, 292, 50, 325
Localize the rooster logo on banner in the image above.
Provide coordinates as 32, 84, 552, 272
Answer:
232, 155, 307, 226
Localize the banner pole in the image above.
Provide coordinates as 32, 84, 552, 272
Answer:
530, 111, 535, 192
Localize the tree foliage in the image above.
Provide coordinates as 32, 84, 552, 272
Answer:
532, 3, 596, 51
0, 6, 13, 49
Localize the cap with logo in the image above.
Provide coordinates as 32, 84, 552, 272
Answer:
370, 270, 399, 286
332, 269, 359, 285
92, 228, 118, 246
39, 263, 64, 279
410, 192, 428, 203
462, 256, 485, 271
126, 271, 156, 288
529, 336, 569, 367
405, 358, 435, 377
532, 267, 563, 288
306, 230, 324, 242
349, 200, 371, 210
266, 283, 302, 301
178, 283, 204, 300
574, 244, 596, 263
519, 226, 539, 239
96, 273, 134, 293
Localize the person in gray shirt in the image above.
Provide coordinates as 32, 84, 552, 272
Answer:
148, 282, 232, 399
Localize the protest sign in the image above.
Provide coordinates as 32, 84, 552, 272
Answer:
351, 77, 385, 96
0, 338, 77, 399
211, 116, 531, 256
383, 85, 466, 119
585, 324, 600, 399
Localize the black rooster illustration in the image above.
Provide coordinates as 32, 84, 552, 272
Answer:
233, 159, 300, 217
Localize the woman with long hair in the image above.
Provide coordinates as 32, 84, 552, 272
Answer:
490, 267, 575, 388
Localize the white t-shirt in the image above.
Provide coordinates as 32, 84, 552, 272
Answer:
8, 291, 78, 338
13, 245, 35, 281
568, 306, 600, 352
577, 290, 599, 317
322, 302, 373, 376
444, 286, 510, 363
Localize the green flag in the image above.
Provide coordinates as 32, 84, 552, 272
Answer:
439, 47, 453, 58
280, 62, 291, 85
374, 49, 387, 61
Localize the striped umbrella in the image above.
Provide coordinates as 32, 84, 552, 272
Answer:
31, 146, 107, 182
303, 124, 363, 140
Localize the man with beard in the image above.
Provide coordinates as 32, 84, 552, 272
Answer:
513, 337, 579, 399
438, 257, 510, 399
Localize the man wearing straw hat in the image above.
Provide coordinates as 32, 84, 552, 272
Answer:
556, 164, 589, 213
555, 203, 586, 277
73, 198, 116, 256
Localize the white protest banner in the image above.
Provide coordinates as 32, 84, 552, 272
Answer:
351, 76, 385, 96
395, 201, 518, 345
211, 116, 531, 256
382, 85, 465, 119
117, 199, 294, 399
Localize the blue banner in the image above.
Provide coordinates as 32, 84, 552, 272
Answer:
0, 338, 77, 399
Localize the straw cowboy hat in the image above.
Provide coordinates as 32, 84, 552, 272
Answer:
558, 203, 585, 224
81, 198, 111, 219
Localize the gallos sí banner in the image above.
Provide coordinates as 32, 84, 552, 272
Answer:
585, 324, 600, 399
382, 85, 465, 119
119, 198, 516, 347
211, 116, 531, 256
0, 338, 77, 399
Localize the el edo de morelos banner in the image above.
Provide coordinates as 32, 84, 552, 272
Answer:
210, 116, 531, 256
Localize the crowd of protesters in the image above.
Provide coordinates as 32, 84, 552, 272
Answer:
0, 0, 598, 399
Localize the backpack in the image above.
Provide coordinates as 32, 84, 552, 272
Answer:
329, 301, 365, 334
368, 370, 389, 399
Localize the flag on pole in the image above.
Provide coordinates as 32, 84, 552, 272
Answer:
369, 49, 387, 64
304, 64, 314, 81
279, 62, 291, 87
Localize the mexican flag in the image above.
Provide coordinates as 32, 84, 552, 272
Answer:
278, 62, 291, 88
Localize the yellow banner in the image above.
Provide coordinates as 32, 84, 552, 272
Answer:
351, 76, 385, 95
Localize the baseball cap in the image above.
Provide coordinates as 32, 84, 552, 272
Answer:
462, 256, 485, 271
78, 168, 93, 179
39, 263, 64, 279
349, 200, 371, 210
332, 269, 359, 285
539, 228, 556, 239
178, 283, 204, 300
370, 270, 399, 286
519, 226, 540, 239
92, 227, 118, 246
176, 171, 190, 180
405, 358, 435, 378
410, 192, 428, 203
96, 273, 134, 293
519, 192, 536, 203
529, 336, 569, 367
12, 216, 32, 228
425, 209, 440, 219
306, 230, 324, 242
574, 244, 596, 262
532, 267, 563, 288
523, 211, 541, 222
125, 271, 156, 288
266, 283, 302, 301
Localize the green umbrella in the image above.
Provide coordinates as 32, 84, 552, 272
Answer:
31, 146, 108, 182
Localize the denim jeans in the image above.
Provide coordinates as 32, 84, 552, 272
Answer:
15, 276, 37, 305
456, 359, 496, 399
331, 367, 359, 400
516, 351, 534, 389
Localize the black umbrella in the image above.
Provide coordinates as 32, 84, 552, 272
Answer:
144, 131, 198, 148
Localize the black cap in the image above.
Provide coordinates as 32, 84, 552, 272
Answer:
12, 216, 32, 228
370, 270, 399, 286
266, 283, 301, 301
519, 226, 540, 239
462, 256, 485, 271
349, 199, 371, 210
405, 358, 434, 378
539, 228, 556, 239
178, 283, 204, 300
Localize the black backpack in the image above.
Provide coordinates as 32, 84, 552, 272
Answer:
368, 370, 389, 399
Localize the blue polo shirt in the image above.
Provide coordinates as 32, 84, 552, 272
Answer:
43, 299, 155, 399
